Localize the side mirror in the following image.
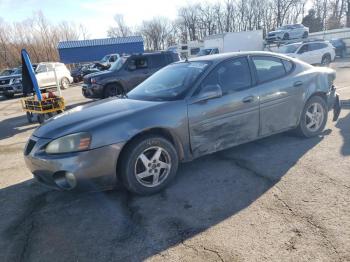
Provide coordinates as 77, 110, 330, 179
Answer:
192, 84, 222, 103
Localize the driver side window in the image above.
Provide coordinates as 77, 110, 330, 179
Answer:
298, 44, 309, 54
36, 64, 47, 73
197, 57, 252, 96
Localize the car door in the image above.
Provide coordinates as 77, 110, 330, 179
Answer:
46, 64, 56, 86
296, 44, 313, 64
187, 56, 260, 157
251, 56, 302, 136
124, 56, 150, 90
35, 64, 49, 87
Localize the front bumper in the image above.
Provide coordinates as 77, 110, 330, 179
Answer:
0, 84, 23, 95
82, 84, 104, 98
24, 135, 125, 191
327, 86, 341, 121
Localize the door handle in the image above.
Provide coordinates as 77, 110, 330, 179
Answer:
242, 95, 255, 103
293, 81, 303, 87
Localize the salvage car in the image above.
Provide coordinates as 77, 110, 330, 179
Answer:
330, 38, 347, 58
82, 51, 180, 98
24, 52, 341, 195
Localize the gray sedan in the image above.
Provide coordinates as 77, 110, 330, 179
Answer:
24, 52, 341, 195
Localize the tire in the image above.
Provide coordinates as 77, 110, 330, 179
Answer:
119, 135, 179, 195
37, 114, 45, 124
302, 31, 308, 39
283, 33, 289, 40
4, 93, 14, 99
341, 49, 346, 58
103, 83, 124, 98
60, 77, 70, 90
26, 112, 34, 123
295, 96, 328, 138
321, 54, 331, 66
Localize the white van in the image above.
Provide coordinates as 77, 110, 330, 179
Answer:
35, 62, 73, 89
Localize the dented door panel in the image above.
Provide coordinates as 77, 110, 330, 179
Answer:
188, 88, 260, 158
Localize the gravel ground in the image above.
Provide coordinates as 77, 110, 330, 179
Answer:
0, 63, 349, 262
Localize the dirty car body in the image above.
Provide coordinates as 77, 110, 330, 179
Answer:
24, 52, 341, 194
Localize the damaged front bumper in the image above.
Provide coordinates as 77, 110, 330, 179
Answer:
328, 85, 341, 121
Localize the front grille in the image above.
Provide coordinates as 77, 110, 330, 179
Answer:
0, 79, 10, 85
24, 139, 36, 155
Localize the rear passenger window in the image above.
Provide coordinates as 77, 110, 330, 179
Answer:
252, 56, 286, 83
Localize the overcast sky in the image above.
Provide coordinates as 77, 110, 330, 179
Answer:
0, 0, 220, 38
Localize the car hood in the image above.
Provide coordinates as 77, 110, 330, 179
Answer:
0, 74, 21, 81
33, 98, 164, 139
83, 70, 112, 80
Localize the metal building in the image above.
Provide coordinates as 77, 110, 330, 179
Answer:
57, 36, 144, 64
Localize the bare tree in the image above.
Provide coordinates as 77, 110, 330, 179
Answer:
107, 14, 133, 37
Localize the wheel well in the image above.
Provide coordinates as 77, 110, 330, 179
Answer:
116, 128, 184, 176
309, 92, 327, 102
103, 82, 125, 97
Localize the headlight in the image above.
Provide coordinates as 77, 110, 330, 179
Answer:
45, 133, 91, 154
13, 78, 21, 84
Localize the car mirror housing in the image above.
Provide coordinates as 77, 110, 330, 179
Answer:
191, 84, 223, 104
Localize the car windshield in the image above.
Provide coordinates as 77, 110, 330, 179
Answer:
13, 68, 22, 74
279, 43, 301, 54
0, 69, 13, 76
109, 57, 127, 71
100, 55, 110, 63
127, 61, 210, 101
197, 49, 212, 56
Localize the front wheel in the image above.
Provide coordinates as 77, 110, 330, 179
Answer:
119, 135, 179, 195
321, 54, 331, 66
103, 83, 124, 98
295, 96, 328, 138
60, 77, 70, 90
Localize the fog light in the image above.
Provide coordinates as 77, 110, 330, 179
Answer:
53, 171, 77, 190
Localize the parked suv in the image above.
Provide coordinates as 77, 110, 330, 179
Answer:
266, 24, 309, 43
82, 51, 180, 98
0, 67, 22, 98
278, 40, 335, 66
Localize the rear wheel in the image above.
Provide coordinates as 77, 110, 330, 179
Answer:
103, 83, 124, 98
321, 54, 331, 66
302, 31, 308, 39
119, 135, 179, 195
295, 96, 328, 138
60, 77, 70, 90
4, 93, 14, 99
283, 33, 289, 40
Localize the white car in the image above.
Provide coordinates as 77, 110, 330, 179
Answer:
278, 41, 336, 66
266, 24, 309, 43
35, 62, 73, 89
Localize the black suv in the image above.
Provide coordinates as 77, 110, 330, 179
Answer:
82, 51, 180, 98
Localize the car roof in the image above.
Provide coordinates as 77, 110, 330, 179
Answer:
187, 51, 291, 62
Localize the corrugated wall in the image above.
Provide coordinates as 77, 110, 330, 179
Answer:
58, 42, 144, 64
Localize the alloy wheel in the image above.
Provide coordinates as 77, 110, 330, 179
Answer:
134, 146, 171, 187
305, 102, 324, 132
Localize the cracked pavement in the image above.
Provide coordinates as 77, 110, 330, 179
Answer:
0, 64, 350, 262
